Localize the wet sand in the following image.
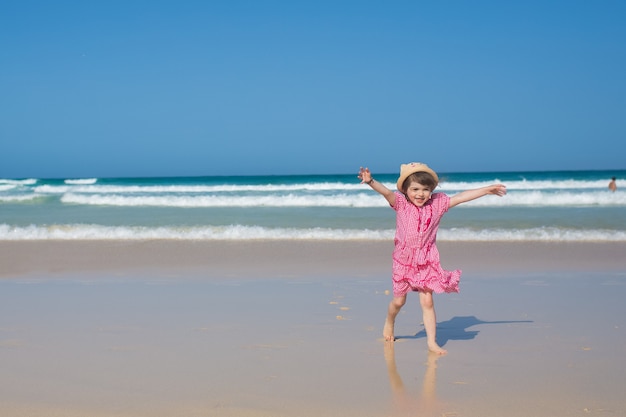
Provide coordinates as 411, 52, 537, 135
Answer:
1, 241, 625, 416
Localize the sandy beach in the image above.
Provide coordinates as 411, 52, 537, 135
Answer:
1, 241, 625, 416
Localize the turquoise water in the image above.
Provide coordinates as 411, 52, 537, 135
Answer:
1, 170, 625, 241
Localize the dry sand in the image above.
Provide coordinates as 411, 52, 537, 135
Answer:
1, 240, 625, 416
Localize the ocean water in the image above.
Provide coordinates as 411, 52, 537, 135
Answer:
1, 170, 625, 242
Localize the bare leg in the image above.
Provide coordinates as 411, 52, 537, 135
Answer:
384, 295, 406, 341
419, 291, 447, 355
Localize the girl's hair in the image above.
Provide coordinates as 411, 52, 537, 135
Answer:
401, 171, 437, 193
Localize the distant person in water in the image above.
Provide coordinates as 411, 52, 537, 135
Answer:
609, 177, 617, 192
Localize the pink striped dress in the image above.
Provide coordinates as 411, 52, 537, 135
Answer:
390, 192, 461, 296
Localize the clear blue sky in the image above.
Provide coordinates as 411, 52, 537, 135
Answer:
1, 1, 625, 179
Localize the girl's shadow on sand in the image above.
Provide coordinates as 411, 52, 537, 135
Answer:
396, 315, 533, 346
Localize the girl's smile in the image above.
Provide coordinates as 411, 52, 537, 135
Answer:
406, 182, 432, 207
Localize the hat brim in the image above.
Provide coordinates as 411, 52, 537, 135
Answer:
396, 163, 439, 191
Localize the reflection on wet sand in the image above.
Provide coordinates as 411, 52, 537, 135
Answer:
384, 342, 450, 416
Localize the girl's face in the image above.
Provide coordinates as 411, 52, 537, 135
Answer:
405, 181, 432, 207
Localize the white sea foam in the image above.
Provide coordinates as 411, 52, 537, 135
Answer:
64, 178, 98, 185
34, 182, 368, 194
461, 190, 626, 207
27, 178, 620, 195
438, 178, 615, 191
438, 227, 626, 241
8, 176, 622, 212
0, 194, 43, 202
56, 190, 626, 208
59, 192, 382, 207
0, 178, 37, 185
0, 184, 17, 192
1, 224, 623, 242
0, 224, 392, 241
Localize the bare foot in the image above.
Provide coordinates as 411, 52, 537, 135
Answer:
383, 319, 395, 341
427, 342, 447, 355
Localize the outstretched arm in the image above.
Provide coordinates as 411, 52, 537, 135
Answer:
358, 167, 396, 206
449, 184, 506, 208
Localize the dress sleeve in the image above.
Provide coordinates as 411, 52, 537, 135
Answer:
430, 193, 450, 215
391, 191, 405, 211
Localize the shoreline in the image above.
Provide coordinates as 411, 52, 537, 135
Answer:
2, 240, 625, 279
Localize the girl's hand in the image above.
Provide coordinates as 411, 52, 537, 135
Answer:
358, 167, 372, 184
358, 166, 396, 205
487, 184, 507, 196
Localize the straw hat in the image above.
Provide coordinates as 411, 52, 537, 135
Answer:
396, 162, 439, 191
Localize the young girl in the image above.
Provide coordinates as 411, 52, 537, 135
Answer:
358, 163, 506, 354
